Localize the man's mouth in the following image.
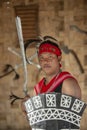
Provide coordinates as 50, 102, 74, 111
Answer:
43, 65, 51, 69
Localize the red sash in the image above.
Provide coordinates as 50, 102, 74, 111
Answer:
34, 71, 77, 95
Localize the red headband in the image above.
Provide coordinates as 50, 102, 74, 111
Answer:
38, 43, 62, 56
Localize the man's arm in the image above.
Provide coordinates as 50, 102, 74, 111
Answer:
62, 78, 81, 99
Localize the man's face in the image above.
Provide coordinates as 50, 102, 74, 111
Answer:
38, 52, 60, 76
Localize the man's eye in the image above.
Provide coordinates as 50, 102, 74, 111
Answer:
39, 57, 43, 61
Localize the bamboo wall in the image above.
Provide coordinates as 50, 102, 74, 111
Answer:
0, 0, 87, 130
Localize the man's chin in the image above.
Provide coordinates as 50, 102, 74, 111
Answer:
45, 71, 54, 76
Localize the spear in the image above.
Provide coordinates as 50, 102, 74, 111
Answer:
15, 16, 28, 96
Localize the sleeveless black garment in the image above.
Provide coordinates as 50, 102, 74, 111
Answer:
54, 82, 62, 93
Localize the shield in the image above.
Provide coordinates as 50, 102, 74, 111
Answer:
25, 93, 86, 130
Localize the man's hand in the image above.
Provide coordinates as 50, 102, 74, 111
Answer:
21, 95, 30, 115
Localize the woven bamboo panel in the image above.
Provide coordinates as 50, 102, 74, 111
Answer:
14, 4, 39, 40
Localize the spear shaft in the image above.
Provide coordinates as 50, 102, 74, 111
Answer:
15, 16, 28, 96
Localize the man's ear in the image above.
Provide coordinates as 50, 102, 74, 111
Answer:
58, 55, 62, 61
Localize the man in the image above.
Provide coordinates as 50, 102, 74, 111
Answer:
22, 38, 82, 130
34, 40, 81, 98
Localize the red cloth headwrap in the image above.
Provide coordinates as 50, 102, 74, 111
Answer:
38, 43, 62, 56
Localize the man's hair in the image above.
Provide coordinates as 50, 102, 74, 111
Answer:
39, 40, 60, 49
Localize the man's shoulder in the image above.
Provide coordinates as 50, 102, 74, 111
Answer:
60, 71, 71, 75
59, 71, 75, 79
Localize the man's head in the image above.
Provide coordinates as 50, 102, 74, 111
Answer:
38, 40, 62, 75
